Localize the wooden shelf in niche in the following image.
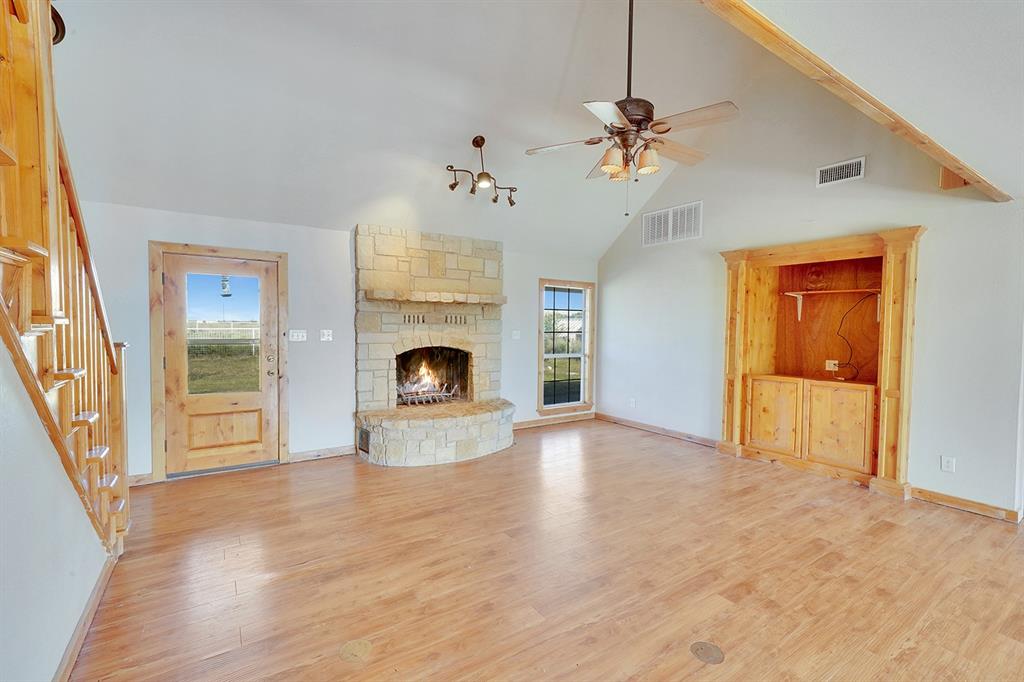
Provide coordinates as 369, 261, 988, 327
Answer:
782, 288, 880, 322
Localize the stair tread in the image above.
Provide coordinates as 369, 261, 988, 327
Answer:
86, 445, 110, 463
0, 236, 48, 259
31, 314, 70, 327
52, 367, 86, 380
72, 411, 100, 427
98, 473, 119, 492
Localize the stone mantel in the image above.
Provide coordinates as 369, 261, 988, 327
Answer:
363, 289, 507, 306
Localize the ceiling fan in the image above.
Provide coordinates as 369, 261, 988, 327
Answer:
525, 0, 738, 181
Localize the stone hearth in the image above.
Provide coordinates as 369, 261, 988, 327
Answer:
353, 225, 515, 466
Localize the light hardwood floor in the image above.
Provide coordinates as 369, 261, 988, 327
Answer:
72, 421, 1024, 680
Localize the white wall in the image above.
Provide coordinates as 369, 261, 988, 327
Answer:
0, 347, 109, 681
82, 202, 599, 475
596, 54, 1024, 512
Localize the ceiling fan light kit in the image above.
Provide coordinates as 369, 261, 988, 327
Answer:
446, 135, 517, 207
524, 0, 739, 188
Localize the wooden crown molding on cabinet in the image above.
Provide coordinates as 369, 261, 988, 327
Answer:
700, 0, 1013, 203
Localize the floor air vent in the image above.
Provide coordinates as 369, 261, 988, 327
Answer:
642, 200, 703, 247
817, 156, 865, 187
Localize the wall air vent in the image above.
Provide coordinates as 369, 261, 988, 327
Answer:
817, 156, 865, 187
642, 200, 703, 247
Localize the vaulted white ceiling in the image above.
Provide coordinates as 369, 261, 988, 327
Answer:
747, 0, 1023, 198
53, 0, 765, 256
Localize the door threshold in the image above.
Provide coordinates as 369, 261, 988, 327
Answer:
167, 460, 278, 480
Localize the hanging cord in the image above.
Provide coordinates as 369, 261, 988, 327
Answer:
834, 293, 875, 381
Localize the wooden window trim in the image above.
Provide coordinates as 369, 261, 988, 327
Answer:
148, 241, 289, 482
537, 278, 596, 417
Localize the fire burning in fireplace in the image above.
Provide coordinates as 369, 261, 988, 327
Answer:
396, 347, 469, 405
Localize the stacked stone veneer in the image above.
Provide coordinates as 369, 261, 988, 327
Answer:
353, 225, 515, 466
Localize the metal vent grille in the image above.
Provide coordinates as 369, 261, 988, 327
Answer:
642, 200, 703, 247
817, 156, 865, 187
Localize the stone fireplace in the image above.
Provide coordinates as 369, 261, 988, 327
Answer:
353, 225, 515, 466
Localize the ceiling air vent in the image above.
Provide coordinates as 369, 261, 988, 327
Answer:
817, 156, 865, 187
642, 200, 703, 247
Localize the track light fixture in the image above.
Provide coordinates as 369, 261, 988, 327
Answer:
445, 135, 517, 207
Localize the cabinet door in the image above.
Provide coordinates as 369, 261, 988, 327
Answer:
745, 376, 802, 456
804, 381, 874, 473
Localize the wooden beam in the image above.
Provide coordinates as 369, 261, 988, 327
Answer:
700, 0, 1013, 203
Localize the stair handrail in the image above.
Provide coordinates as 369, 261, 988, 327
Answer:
56, 126, 117, 374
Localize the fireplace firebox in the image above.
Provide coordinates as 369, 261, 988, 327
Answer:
396, 347, 470, 405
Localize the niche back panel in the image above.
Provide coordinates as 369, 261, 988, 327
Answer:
775, 257, 882, 382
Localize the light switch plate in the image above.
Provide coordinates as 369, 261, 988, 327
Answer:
320, 329, 333, 342
940, 456, 956, 473
289, 329, 307, 342
511, 330, 521, 340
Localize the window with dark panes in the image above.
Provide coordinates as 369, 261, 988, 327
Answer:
542, 285, 586, 406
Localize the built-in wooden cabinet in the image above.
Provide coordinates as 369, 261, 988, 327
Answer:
745, 375, 875, 476
721, 229, 923, 493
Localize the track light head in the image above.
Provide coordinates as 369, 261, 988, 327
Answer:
448, 180, 459, 191
508, 194, 516, 207
469, 180, 478, 195
491, 193, 499, 204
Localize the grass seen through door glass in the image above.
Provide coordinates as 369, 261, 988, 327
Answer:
187, 344, 260, 394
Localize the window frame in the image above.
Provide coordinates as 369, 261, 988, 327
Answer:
537, 278, 595, 416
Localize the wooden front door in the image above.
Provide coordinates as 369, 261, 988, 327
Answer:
163, 254, 280, 474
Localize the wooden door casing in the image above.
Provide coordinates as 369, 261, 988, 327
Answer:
745, 375, 802, 457
163, 254, 280, 474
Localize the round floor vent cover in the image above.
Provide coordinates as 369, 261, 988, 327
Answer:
690, 641, 725, 665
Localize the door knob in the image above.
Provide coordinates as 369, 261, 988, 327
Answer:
267, 355, 275, 363
267, 370, 276, 376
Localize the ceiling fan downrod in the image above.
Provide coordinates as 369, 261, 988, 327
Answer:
626, 0, 633, 98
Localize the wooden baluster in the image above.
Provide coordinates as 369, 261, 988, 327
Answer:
110, 342, 130, 544
71, 234, 83, 417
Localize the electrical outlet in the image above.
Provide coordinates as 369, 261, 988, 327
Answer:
319, 329, 333, 342
289, 329, 307, 342
825, 359, 839, 371
940, 456, 956, 473
629, 397, 637, 408
511, 330, 521, 340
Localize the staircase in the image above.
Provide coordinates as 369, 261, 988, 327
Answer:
0, 0, 129, 555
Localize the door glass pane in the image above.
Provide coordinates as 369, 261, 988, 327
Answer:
186, 273, 261, 394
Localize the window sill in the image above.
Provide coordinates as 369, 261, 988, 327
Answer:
537, 402, 593, 417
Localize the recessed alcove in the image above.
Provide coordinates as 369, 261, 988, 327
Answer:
720, 228, 924, 495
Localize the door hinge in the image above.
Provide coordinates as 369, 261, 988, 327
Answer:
164, 439, 167, 452
163, 356, 166, 369
161, 272, 165, 285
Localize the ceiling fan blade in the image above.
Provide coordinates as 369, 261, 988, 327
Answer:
648, 137, 708, 166
583, 101, 631, 130
648, 101, 739, 135
585, 156, 606, 179
525, 137, 607, 155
